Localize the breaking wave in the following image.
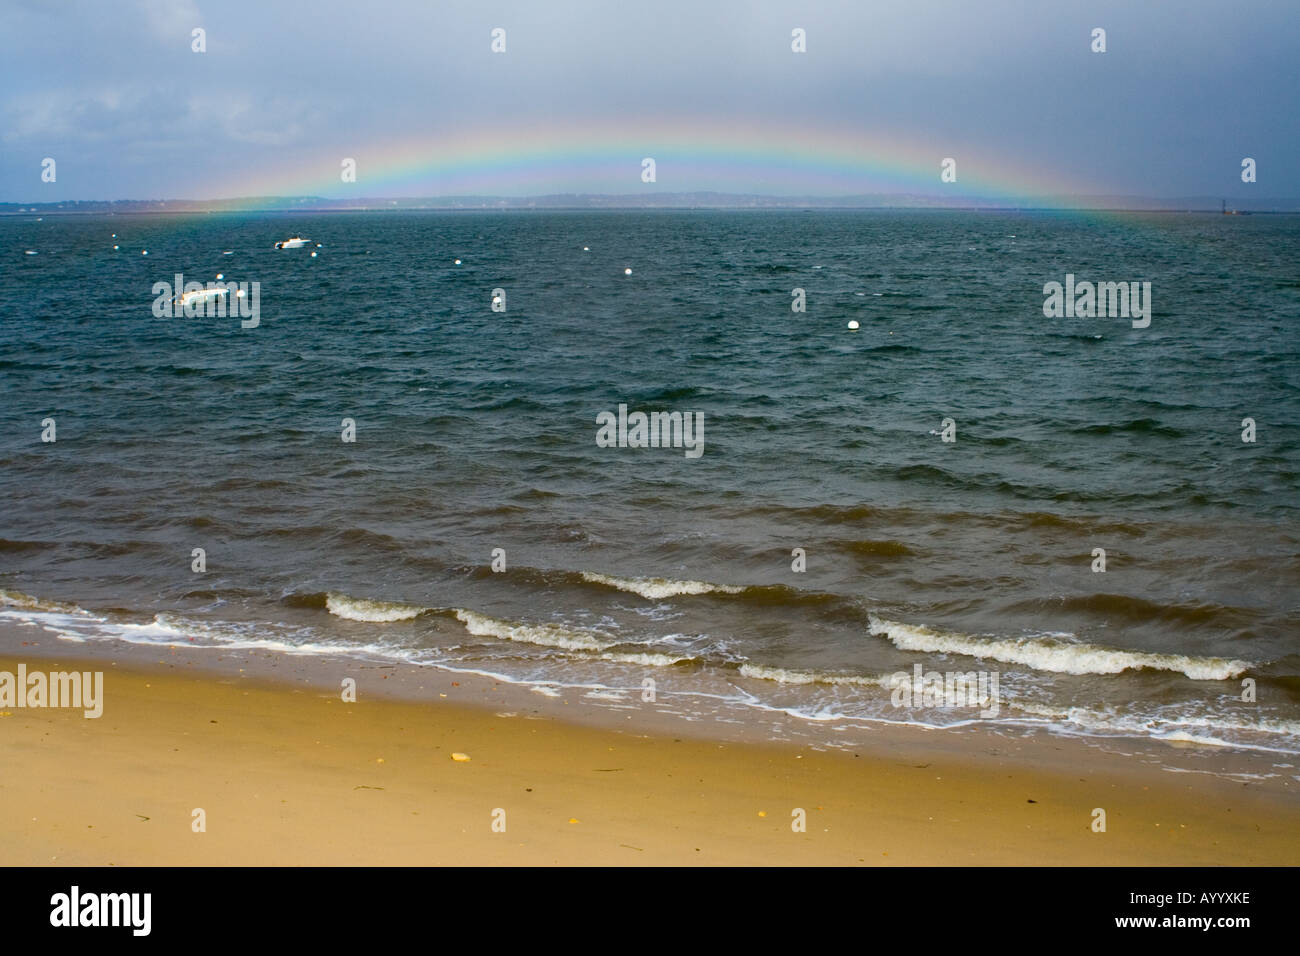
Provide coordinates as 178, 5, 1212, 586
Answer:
579, 572, 744, 600
868, 615, 1249, 680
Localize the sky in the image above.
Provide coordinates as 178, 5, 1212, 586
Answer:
1, 0, 1296, 202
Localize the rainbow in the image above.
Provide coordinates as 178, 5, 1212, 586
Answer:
214, 115, 1098, 204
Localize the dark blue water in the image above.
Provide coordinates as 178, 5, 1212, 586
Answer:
2, 210, 1298, 758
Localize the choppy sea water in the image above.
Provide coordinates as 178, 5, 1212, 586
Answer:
2, 209, 1297, 762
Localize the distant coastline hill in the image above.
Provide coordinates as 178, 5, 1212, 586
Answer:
3, 194, 1299, 214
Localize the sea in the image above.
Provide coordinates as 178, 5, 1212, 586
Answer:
2, 209, 1298, 763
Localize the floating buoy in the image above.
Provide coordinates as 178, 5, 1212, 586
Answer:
454, 258, 461, 265
624, 267, 632, 275
112, 245, 119, 250
141, 250, 148, 255
216, 273, 223, 280
847, 320, 860, 330
583, 246, 589, 252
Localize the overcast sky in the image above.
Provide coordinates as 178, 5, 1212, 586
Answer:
2, 0, 1296, 201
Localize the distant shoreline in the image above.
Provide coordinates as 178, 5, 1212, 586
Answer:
5, 196, 1299, 215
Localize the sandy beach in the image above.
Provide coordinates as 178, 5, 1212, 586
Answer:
2, 640, 1295, 867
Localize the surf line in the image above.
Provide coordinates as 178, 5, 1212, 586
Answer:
595, 404, 705, 459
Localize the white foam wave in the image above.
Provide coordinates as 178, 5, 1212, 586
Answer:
0, 589, 80, 614
0, 598, 412, 662
1010, 701, 1300, 754
738, 663, 889, 687
325, 592, 428, 622
580, 572, 743, 600
453, 609, 614, 651
868, 616, 1248, 680
597, 650, 691, 667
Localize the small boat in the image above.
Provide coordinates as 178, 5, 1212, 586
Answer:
274, 236, 312, 249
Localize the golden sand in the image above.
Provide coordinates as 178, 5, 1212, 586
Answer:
1, 655, 1295, 865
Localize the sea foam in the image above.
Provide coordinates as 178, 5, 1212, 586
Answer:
325, 592, 429, 622
868, 615, 1249, 680
454, 609, 614, 651
738, 663, 890, 687
580, 571, 743, 600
